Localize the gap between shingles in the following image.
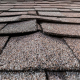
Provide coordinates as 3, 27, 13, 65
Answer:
62, 39, 80, 67
36, 10, 43, 32
44, 70, 49, 80
0, 36, 11, 55
1, 69, 80, 72
0, 23, 8, 31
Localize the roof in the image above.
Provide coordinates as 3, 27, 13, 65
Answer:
0, 0, 80, 80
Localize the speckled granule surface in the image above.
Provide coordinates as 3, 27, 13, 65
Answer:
0, 32, 79, 70
0, 0, 80, 80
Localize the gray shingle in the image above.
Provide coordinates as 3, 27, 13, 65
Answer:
0, 12, 28, 16
9, 9, 35, 11
0, 20, 37, 34
0, 16, 20, 22
38, 11, 64, 17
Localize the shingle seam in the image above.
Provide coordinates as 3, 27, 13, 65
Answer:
36, 10, 43, 32
0, 23, 7, 31
62, 39, 80, 68
7, 7, 14, 12
0, 70, 80, 72
0, 36, 10, 55
37, 23, 43, 32
44, 70, 49, 80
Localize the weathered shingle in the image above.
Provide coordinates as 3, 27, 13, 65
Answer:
0, 32, 79, 70
0, 16, 20, 22
0, 20, 37, 34
38, 11, 64, 17
9, 8, 35, 11
41, 23, 80, 37
0, 0, 80, 79
0, 12, 28, 16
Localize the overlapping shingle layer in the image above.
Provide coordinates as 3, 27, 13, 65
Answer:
0, 0, 80, 80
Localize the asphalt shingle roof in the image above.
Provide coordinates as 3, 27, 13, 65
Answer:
0, 0, 80, 80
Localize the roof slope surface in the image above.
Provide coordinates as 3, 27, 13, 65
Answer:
0, 0, 80, 80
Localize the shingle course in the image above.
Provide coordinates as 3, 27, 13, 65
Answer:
0, 0, 80, 79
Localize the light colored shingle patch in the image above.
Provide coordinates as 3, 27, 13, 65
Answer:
0, 12, 28, 16
61, 12, 80, 17
0, 32, 79, 70
35, 8, 59, 11
0, 20, 37, 34
0, 4, 36, 6
71, 9, 80, 11
0, 16, 20, 22
38, 11, 64, 17
59, 9, 71, 11
9, 9, 35, 11
27, 11, 37, 15
59, 18, 80, 23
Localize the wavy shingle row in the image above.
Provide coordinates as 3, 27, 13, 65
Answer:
0, 0, 80, 80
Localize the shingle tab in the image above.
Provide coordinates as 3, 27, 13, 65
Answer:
0, 6, 14, 11
20, 15, 60, 22
0, 20, 37, 34
9, 9, 35, 11
0, 32, 79, 70
59, 18, 80, 23
27, 11, 37, 15
61, 12, 80, 17
35, 8, 59, 11
71, 8, 80, 11
38, 11, 64, 17
41, 23, 80, 37
14, 6, 34, 8
0, 12, 28, 16
0, 16, 20, 22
